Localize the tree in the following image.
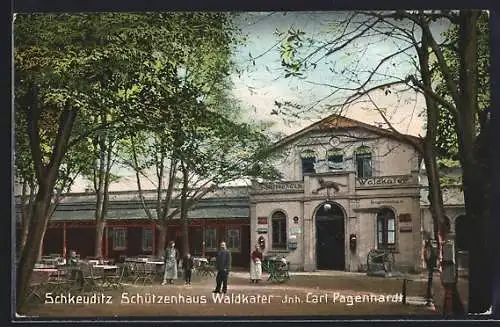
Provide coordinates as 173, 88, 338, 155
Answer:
14, 12, 242, 312
122, 104, 282, 256
115, 12, 281, 256
273, 10, 490, 314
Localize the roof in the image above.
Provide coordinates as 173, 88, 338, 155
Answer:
47, 206, 249, 221
271, 114, 422, 151
15, 199, 250, 222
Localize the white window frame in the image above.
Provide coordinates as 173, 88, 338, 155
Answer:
355, 147, 373, 178
376, 209, 396, 249
226, 227, 241, 252
271, 211, 288, 250
141, 227, 153, 252
204, 227, 218, 251
327, 149, 344, 171
301, 150, 317, 178
112, 227, 127, 251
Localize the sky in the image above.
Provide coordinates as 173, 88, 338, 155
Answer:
70, 11, 452, 191
229, 12, 449, 137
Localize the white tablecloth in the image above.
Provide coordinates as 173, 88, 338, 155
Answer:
93, 265, 118, 270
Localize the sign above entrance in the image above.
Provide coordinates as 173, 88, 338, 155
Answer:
371, 199, 403, 205
399, 225, 412, 232
253, 181, 304, 193
399, 214, 412, 222
257, 227, 268, 234
357, 175, 413, 187
257, 217, 268, 225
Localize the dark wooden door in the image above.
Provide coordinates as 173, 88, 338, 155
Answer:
316, 218, 345, 270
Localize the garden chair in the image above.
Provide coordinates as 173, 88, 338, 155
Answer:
45, 266, 73, 293
64, 266, 83, 292
27, 272, 48, 304
134, 262, 155, 285
80, 263, 104, 292
105, 266, 126, 291
123, 262, 137, 282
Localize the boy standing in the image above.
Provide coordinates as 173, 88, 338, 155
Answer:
182, 253, 195, 286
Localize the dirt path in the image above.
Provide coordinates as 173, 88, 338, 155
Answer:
21, 275, 441, 317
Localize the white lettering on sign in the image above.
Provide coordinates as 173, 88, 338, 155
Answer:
358, 176, 411, 186
370, 200, 403, 205
255, 182, 304, 192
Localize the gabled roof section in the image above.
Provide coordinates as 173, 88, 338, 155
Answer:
272, 113, 421, 150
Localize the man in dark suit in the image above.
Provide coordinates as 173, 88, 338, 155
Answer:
213, 241, 231, 293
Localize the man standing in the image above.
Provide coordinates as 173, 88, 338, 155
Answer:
213, 241, 231, 293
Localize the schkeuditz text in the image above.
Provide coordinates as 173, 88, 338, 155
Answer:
45, 293, 113, 304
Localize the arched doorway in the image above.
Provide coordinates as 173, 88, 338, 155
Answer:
315, 202, 345, 270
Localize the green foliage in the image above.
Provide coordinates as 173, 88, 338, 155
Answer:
14, 12, 246, 193
279, 28, 307, 78
434, 12, 490, 160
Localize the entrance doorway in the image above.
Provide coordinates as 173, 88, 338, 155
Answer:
315, 202, 345, 270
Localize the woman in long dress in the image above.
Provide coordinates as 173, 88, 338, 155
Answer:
250, 244, 263, 284
162, 241, 179, 285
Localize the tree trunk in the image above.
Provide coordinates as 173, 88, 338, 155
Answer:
94, 194, 105, 258
17, 190, 53, 312
20, 181, 36, 254
415, 25, 465, 314
17, 87, 77, 313
94, 220, 105, 258
426, 266, 434, 304
20, 181, 28, 254
37, 225, 46, 261
180, 160, 189, 256
157, 223, 167, 257
461, 167, 490, 313
94, 127, 112, 259
455, 10, 491, 314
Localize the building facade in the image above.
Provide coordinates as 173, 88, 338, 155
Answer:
249, 115, 423, 272
16, 187, 252, 267
15, 114, 468, 272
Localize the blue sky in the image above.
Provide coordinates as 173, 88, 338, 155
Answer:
230, 12, 450, 137
74, 12, 451, 190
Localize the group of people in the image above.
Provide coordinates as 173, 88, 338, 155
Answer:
160, 241, 265, 292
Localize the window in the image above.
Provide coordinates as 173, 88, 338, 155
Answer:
327, 148, 344, 170
112, 228, 127, 250
204, 227, 217, 251
226, 228, 241, 252
141, 227, 153, 252
301, 150, 316, 179
272, 211, 287, 249
377, 209, 396, 249
355, 146, 372, 178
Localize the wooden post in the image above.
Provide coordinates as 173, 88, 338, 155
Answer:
62, 222, 67, 259
402, 278, 407, 304
103, 224, 108, 259
152, 222, 156, 256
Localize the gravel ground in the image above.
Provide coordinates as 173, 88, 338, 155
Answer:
20, 271, 467, 318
